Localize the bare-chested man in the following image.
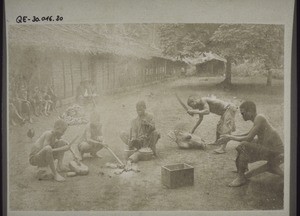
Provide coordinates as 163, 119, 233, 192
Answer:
218, 101, 284, 187
29, 119, 76, 182
187, 95, 237, 154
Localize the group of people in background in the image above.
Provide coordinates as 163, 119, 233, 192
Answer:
9, 84, 58, 126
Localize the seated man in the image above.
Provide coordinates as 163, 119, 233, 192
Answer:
32, 86, 47, 116
187, 95, 237, 154
16, 87, 33, 123
78, 111, 107, 160
120, 101, 160, 164
47, 85, 58, 111
218, 101, 284, 187
29, 119, 73, 182
9, 100, 25, 126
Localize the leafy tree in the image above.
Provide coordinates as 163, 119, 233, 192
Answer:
209, 24, 284, 86
158, 24, 284, 87
158, 24, 219, 59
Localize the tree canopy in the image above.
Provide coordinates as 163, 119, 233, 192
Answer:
158, 23, 284, 86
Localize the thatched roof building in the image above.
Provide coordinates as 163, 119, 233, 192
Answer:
8, 24, 185, 99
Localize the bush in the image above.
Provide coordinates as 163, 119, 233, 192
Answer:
271, 69, 284, 80
232, 60, 264, 77
232, 60, 283, 79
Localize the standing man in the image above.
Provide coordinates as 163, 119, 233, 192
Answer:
218, 101, 284, 187
187, 95, 237, 154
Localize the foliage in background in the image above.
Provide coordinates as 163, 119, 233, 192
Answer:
158, 24, 220, 59
209, 24, 284, 85
158, 23, 284, 86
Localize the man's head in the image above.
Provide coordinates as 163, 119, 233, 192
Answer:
53, 119, 68, 138
239, 101, 257, 121
136, 101, 146, 117
187, 95, 202, 109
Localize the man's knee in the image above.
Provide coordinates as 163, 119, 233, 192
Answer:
55, 140, 68, 148
151, 130, 160, 140
236, 141, 251, 152
120, 131, 130, 145
78, 141, 94, 153
43, 145, 53, 153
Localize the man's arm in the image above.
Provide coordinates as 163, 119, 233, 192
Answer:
142, 114, 156, 133
190, 115, 204, 134
222, 116, 263, 142
44, 133, 70, 153
187, 101, 210, 116
231, 132, 250, 137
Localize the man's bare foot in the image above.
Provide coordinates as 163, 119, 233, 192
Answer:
57, 166, 70, 172
214, 147, 226, 154
54, 173, 66, 182
90, 153, 102, 158
208, 142, 219, 146
36, 170, 54, 180
228, 176, 247, 187
269, 166, 284, 177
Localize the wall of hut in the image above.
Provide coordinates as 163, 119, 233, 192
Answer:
196, 60, 225, 76
9, 45, 185, 100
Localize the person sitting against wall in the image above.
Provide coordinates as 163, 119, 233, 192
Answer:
32, 86, 47, 116
76, 80, 94, 105
76, 81, 85, 105
47, 85, 58, 111
9, 91, 26, 126
16, 86, 33, 123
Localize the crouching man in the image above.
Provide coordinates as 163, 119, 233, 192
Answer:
78, 111, 107, 160
120, 101, 160, 165
29, 119, 71, 182
218, 101, 284, 187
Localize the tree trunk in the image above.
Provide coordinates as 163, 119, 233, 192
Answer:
225, 58, 232, 84
266, 69, 272, 86
219, 57, 232, 87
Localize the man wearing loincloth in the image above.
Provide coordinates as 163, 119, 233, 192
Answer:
78, 111, 107, 160
120, 101, 160, 163
29, 119, 72, 182
187, 95, 237, 154
218, 101, 284, 187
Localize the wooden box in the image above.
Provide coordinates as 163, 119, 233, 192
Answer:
161, 163, 194, 189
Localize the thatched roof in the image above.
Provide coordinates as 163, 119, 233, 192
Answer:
8, 24, 167, 60
185, 52, 227, 65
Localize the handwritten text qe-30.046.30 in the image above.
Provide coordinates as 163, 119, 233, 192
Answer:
16, 15, 63, 23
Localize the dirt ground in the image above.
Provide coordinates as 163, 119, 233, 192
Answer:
9, 76, 285, 211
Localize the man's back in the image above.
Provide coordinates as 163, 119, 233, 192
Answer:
202, 97, 229, 116
30, 130, 54, 156
255, 114, 284, 153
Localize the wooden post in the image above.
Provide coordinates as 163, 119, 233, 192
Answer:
69, 57, 74, 96
107, 55, 110, 91
165, 60, 167, 75
62, 58, 66, 99
102, 58, 105, 91
79, 58, 83, 81
112, 59, 115, 91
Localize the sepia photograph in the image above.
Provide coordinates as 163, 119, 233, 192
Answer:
4, 0, 294, 215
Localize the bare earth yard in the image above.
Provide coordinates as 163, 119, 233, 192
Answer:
9, 76, 284, 211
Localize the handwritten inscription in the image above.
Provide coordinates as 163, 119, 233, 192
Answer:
16, 15, 63, 23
